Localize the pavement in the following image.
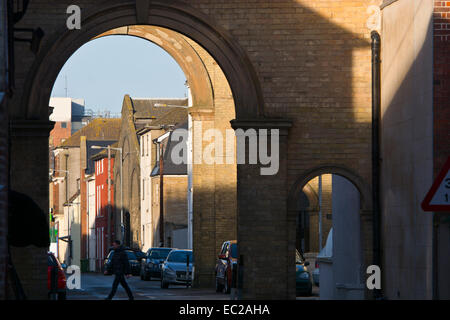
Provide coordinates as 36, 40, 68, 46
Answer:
67, 273, 319, 300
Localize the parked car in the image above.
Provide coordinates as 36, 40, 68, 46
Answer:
215, 240, 238, 294
160, 250, 194, 288
295, 249, 312, 296
312, 261, 320, 286
132, 249, 146, 262
141, 247, 173, 281
103, 249, 141, 276
47, 252, 66, 300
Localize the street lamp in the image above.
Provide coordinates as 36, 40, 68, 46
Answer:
91, 145, 123, 244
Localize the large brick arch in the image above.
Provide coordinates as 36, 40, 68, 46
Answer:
22, 0, 264, 120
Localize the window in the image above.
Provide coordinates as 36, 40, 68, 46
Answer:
167, 251, 193, 263
61, 122, 67, 128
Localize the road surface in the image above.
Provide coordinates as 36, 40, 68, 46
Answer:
66, 273, 319, 300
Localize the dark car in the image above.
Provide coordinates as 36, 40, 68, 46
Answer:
103, 249, 141, 276
215, 240, 238, 294
160, 250, 194, 288
47, 252, 66, 300
141, 247, 173, 281
133, 250, 146, 262
295, 249, 312, 296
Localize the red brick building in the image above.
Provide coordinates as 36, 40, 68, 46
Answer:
92, 151, 115, 271
434, 1, 450, 174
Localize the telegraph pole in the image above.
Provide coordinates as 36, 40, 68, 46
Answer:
159, 143, 164, 247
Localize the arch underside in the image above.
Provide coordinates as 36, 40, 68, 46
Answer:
22, 0, 264, 120
95, 25, 214, 110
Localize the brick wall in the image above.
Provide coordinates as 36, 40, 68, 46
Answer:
304, 174, 333, 252
0, 97, 7, 300
10, 0, 376, 299
434, 1, 450, 171
49, 121, 71, 148
163, 177, 188, 227
0, 0, 8, 300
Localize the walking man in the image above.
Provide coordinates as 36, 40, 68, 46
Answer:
105, 240, 134, 300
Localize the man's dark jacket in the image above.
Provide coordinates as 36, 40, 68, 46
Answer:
110, 246, 131, 275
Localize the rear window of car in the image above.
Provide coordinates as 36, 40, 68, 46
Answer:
126, 251, 137, 260
47, 254, 57, 267
167, 251, 194, 263
107, 250, 114, 260
149, 249, 172, 259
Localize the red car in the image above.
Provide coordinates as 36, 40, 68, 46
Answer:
47, 252, 67, 300
215, 240, 238, 294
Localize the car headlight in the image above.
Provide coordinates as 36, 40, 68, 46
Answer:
165, 266, 176, 274
300, 272, 310, 280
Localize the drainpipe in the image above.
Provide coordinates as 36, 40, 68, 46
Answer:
371, 30, 382, 299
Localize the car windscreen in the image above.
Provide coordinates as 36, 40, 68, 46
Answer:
295, 250, 304, 264
230, 244, 238, 259
149, 249, 172, 259
167, 251, 194, 263
106, 250, 114, 260
126, 251, 137, 260
47, 255, 57, 267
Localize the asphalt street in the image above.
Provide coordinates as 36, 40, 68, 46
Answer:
66, 273, 319, 300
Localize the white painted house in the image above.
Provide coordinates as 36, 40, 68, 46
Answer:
86, 174, 96, 272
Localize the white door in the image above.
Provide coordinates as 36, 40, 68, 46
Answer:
332, 175, 364, 299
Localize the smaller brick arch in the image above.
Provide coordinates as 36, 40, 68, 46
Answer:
288, 165, 372, 212
287, 165, 374, 299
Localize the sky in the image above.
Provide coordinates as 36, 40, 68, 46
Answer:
51, 35, 188, 114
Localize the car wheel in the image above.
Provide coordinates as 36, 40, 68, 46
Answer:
161, 276, 169, 289
224, 273, 231, 294
215, 275, 224, 293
